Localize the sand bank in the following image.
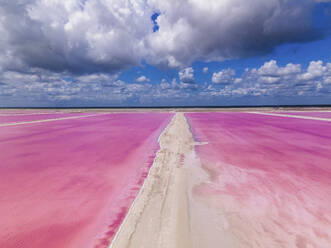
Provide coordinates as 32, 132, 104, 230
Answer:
110, 113, 193, 247
110, 113, 238, 248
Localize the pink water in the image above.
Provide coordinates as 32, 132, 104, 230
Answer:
186, 112, 331, 247
273, 111, 331, 119
0, 113, 172, 248
0, 112, 92, 124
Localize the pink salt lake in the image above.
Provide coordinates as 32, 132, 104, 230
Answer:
0, 112, 172, 248
186, 112, 331, 247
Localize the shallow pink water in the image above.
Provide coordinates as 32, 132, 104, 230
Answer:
273, 111, 331, 119
186, 112, 331, 247
0, 113, 172, 248
0, 112, 92, 124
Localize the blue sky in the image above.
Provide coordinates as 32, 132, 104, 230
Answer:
0, 0, 330, 107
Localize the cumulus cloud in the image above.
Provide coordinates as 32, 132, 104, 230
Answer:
298, 60, 330, 81
257, 60, 302, 77
146, 0, 320, 67
0, 0, 153, 74
1, 59, 331, 106
237, 60, 330, 95
199, 59, 331, 99
0, 70, 158, 106
0, 0, 325, 75
179, 67, 195, 84
203, 67, 209, 74
136, 75, 150, 83
212, 69, 235, 84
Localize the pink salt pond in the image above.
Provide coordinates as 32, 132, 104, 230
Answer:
0, 112, 172, 248
186, 112, 331, 247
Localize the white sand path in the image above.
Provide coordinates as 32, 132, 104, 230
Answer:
249, 112, 331, 122
0, 113, 111, 127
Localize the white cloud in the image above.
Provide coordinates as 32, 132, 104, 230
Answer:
136, 75, 150, 83
0, 0, 153, 74
203, 67, 209, 74
179, 67, 195, 84
205, 59, 331, 98
146, 0, 318, 67
234, 78, 242, 84
212, 69, 235, 84
0, 0, 323, 75
257, 60, 302, 77
324, 77, 331, 84
1, 59, 331, 106
298, 60, 330, 81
